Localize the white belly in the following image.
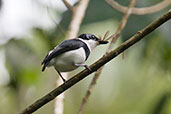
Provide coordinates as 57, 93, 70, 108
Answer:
49, 47, 86, 72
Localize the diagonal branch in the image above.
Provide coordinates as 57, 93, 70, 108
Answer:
62, 0, 74, 12
107, 0, 136, 51
78, 66, 104, 114
20, 10, 171, 114
105, 0, 171, 15
55, 0, 90, 114
78, 0, 136, 113
62, 0, 90, 39
66, 0, 90, 39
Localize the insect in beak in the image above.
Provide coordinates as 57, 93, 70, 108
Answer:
98, 40, 108, 44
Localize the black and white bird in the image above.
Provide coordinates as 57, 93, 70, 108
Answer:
41, 33, 108, 82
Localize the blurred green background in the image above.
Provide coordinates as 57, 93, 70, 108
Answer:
0, 0, 171, 114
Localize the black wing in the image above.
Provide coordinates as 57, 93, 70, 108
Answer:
41, 39, 90, 71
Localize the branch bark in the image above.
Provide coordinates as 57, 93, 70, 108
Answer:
20, 10, 171, 114
55, 0, 90, 114
78, 66, 104, 114
107, 0, 136, 50
62, 0, 74, 12
66, 0, 90, 39
78, 0, 136, 113
105, 0, 171, 15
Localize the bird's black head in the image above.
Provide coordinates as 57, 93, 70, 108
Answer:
78, 34, 108, 44
78, 34, 98, 41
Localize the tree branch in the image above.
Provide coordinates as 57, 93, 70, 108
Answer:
20, 10, 171, 114
56, 0, 90, 114
62, 0, 90, 39
62, 0, 74, 12
105, 0, 171, 15
78, 0, 136, 113
66, 0, 90, 39
78, 66, 104, 114
107, 0, 136, 50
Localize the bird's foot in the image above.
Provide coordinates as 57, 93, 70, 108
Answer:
60, 76, 66, 83
84, 65, 92, 71
75, 64, 92, 72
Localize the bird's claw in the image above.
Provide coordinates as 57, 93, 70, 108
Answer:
84, 65, 92, 72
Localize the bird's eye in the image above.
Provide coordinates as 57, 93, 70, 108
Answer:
92, 35, 95, 39
91, 35, 98, 41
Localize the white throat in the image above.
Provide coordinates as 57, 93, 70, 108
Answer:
78, 38, 98, 52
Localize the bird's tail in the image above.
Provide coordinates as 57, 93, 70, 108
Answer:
42, 64, 46, 72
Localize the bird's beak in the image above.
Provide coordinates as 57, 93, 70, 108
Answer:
98, 40, 108, 44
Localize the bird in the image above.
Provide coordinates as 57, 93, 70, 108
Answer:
41, 33, 108, 82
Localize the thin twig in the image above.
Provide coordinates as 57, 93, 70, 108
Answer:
66, 0, 90, 39
54, 76, 65, 114
103, 31, 110, 40
107, 0, 136, 51
77, 0, 136, 113
78, 67, 104, 114
19, 10, 171, 114
55, 0, 90, 114
105, 0, 171, 15
62, 0, 74, 12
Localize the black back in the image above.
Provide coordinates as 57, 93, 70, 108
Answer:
41, 39, 90, 71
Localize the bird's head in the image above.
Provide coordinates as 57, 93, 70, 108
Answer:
78, 34, 108, 46
78, 33, 108, 51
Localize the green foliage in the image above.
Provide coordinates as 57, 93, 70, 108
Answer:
0, 0, 170, 114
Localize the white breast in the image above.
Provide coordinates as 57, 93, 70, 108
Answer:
78, 38, 98, 51
53, 47, 86, 72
